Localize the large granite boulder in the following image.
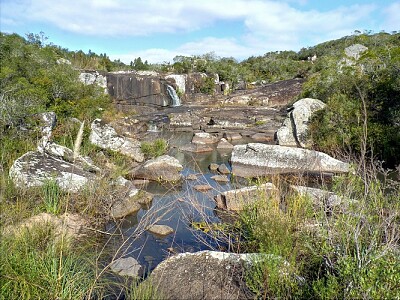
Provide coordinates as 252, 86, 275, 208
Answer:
231, 143, 349, 177
79, 71, 107, 93
215, 183, 277, 211
148, 251, 256, 300
131, 155, 183, 182
276, 98, 326, 148
89, 119, 144, 162
9, 151, 96, 192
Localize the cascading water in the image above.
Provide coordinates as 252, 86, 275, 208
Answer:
166, 85, 181, 107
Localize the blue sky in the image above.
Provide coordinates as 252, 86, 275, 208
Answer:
1, 0, 399, 63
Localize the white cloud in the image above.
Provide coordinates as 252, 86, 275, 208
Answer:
382, 2, 400, 31
2, 0, 395, 63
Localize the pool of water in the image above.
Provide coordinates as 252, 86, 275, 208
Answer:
105, 131, 246, 274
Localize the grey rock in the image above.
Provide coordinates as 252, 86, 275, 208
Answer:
277, 98, 326, 148
133, 155, 183, 182
290, 185, 345, 209
216, 138, 234, 150
9, 151, 96, 193
215, 183, 276, 211
250, 132, 273, 143
148, 251, 273, 300
110, 257, 143, 277
186, 174, 198, 180
231, 143, 349, 178
110, 195, 142, 219
147, 224, 174, 236
89, 119, 144, 162
191, 132, 219, 144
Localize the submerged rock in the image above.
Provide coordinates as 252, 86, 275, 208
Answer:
179, 143, 213, 153
215, 183, 277, 211
231, 143, 349, 178
276, 98, 326, 148
9, 151, 96, 193
89, 119, 144, 162
132, 155, 183, 182
194, 184, 212, 192
147, 224, 174, 236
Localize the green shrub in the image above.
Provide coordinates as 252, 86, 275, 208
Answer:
140, 138, 168, 159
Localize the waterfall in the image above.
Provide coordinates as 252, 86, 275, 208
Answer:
166, 85, 181, 107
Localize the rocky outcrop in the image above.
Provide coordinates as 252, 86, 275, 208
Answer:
148, 251, 256, 300
276, 98, 326, 148
131, 155, 183, 182
79, 71, 107, 93
231, 143, 349, 177
215, 183, 277, 211
9, 151, 96, 192
106, 72, 175, 106
224, 78, 305, 107
89, 119, 144, 162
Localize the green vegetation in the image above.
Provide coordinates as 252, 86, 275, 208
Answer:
140, 138, 168, 159
0, 223, 101, 299
1, 30, 399, 299
230, 169, 400, 299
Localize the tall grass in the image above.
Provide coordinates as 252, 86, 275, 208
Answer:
0, 223, 102, 299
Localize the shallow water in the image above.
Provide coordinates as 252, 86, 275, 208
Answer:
106, 131, 244, 274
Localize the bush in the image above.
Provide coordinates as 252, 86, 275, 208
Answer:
140, 138, 168, 159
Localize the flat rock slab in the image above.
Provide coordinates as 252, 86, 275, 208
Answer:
194, 184, 212, 192
147, 224, 174, 236
231, 143, 349, 177
9, 151, 96, 193
191, 132, 219, 144
215, 183, 277, 211
211, 175, 230, 183
110, 257, 143, 277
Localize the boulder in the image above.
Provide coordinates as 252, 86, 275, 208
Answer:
110, 193, 142, 219
148, 251, 258, 300
9, 151, 96, 193
215, 183, 277, 211
132, 155, 183, 182
179, 143, 213, 153
110, 257, 143, 277
276, 98, 326, 148
147, 224, 174, 236
186, 174, 198, 180
191, 132, 219, 144
223, 132, 242, 141
216, 138, 234, 150
231, 143, 349, 178
89, 119, 144, 162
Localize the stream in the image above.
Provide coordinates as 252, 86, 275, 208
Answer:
105, 131, 255, 275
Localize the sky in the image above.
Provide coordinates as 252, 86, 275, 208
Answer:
1, 0, 399, 64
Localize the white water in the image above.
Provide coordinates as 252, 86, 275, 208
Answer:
166, 85, 181, 107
